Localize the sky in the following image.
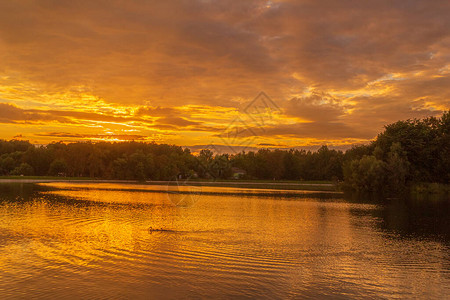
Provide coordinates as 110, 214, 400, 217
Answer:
1, 0, 449, 152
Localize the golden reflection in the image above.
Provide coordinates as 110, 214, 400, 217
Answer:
0, 184, 448, 298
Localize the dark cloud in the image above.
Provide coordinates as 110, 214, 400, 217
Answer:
2, 1, 449, 98
343, 96, 442, 133
284, 93, 346, 122
0, 103, 147, 125
46, 110, 147, 124
155, 116, 201, 127
0, 0, 279, 105
262, 122, 369, 139
252, 0, 450, 89
136, 107, 178, 117
152, 116, 222, 132
35, 132, 148, 141
230, 121, 368, 139
0, 103, 71, 123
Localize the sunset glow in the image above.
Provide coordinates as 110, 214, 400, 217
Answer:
1, 0, 449, 150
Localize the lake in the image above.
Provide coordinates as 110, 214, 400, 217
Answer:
0, 182, 449, 299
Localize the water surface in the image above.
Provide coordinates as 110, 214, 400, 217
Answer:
0, 182, 448, 299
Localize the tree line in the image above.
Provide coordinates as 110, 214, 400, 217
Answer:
0, 139, 344, 181
1, 111, 448, 195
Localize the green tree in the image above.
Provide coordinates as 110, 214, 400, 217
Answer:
197, 149, 214, 178
111, 157, 128, 179
11, 163, 34, 176
212, 154, 232, 179
128, 151, 148, 180
0, 156, 17, 175
343, 155, 387, 193
23, 146, 53, 176
49, 159, 69, 176
385, 142, 410, 194
87, 149, 105, 178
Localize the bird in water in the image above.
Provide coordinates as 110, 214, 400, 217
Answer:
148, 227, 177, 233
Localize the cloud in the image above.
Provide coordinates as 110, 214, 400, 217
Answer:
0, 0, 279, 106
35, 132, 148, 141
284, 93, 346, 122
46, 110, 148, 124
0, 102, 223, 136
260, 122, 369, 139
155, 116, 201, 127
152, 116, 224, 132
215, 121, 368, 140
0, 103, 71, 124
135, 107, 178, 117
0, 0, 449, 146
0, 103, 148, 125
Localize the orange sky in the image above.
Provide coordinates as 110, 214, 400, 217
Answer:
1, 0, 449, 152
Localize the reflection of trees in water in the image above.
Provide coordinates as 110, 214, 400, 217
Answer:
0, 183, 96, 207
373, 198, 449, 242
344, 191, 449, 242
0, 183, 43, 202
0, 183, 140, 209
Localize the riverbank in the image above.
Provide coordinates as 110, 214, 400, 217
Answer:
0, 176, 337, 192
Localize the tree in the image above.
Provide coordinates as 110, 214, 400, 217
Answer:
23, 146, 53, 176
127, 151, 147, 180
0, 156, 17, 175
87, 148, 105, 178
197, 149, 214, 178
49, 159, 69, 176
282, 150, 297, 180
385, 142, 410, 194
437, 111, 450, 183
343, 155, 387, 193
11, 163, 34, 176
374, 118, 440, 182
111, 157, 128, 179
212, 154, 232, 179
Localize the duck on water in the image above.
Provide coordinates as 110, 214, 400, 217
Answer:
148, 227, 178, 233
